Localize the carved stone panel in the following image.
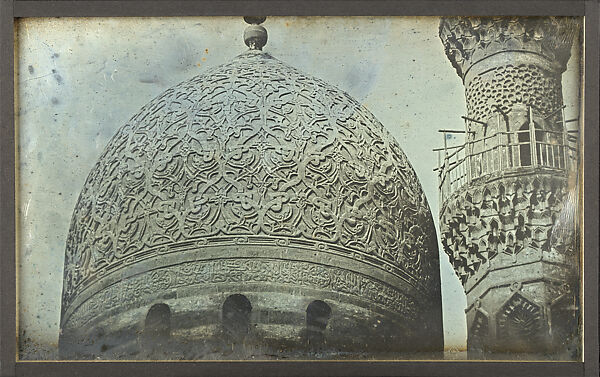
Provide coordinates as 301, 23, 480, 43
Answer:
496, 293, 545, 352
468, 311, 489, 354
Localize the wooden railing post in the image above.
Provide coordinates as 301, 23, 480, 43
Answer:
497, 132, 503, 172
497, 114, 502, 172
561, 107, 569, 171
515, 129, 520, 168
467, 140, 472, 184
465, 118, 472, 184
443, 131, 448, 198
528, 106, 538, 167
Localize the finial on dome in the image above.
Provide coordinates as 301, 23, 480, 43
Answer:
243, 16, 268, 50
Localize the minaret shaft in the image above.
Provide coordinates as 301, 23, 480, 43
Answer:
438, 17, 580, 359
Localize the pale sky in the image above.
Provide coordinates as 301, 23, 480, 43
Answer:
16, 16, 582, 359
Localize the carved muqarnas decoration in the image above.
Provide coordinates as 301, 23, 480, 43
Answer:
441, 175, 574, 284
439, 17, 578, 79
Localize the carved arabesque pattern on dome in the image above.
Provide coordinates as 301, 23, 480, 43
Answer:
62, 52, 437, 310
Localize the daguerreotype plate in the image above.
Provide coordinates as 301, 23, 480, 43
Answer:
2, 1, 598, 377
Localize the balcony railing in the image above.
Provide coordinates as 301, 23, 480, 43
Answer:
436, 118, 579, 205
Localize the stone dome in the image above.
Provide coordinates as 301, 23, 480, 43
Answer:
60, 50, 443, 359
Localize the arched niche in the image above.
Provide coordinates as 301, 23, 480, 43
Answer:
222, 294, 252, 343
306, 300, 332, 349
517, 121, 543, 167
142, 303, 172, 351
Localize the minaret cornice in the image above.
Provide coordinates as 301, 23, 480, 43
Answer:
439, 17, 579, 80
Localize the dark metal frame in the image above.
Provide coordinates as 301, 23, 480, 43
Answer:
1, 1, 597, 376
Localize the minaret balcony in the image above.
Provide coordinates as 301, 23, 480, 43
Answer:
437, 125, 578, 206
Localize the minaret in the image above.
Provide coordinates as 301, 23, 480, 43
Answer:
437, 17, 580, 359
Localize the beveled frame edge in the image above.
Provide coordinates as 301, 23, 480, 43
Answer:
1, 1, 597, 377
1, 0, 16, 376
582, 2, 599, 377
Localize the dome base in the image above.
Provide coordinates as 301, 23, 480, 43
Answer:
60, 279, 441, 360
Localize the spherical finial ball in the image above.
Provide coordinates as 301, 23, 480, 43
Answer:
244, 16, 267, 25
244, 24, 268, 50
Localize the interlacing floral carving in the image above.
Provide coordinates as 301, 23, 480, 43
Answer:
62, 51, 438, 310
